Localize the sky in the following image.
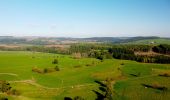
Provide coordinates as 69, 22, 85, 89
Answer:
0, 0, 170, 37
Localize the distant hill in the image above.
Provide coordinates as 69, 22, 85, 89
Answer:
125, 38, 170, 44
82, 37, 123, 42
0, 36, 169, 45
117, 36, 160, 43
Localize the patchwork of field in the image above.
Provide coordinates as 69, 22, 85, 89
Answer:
0, 51, 170, 100
126, 38, 170, 44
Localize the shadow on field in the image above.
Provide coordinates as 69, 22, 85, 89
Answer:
64, 96, 85, 100
92, 80, 113, 100
141, 83, 168, 91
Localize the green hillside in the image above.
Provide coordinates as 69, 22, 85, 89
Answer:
0, 51, 170, 100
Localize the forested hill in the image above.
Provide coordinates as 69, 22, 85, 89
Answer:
0, 36, 170, 45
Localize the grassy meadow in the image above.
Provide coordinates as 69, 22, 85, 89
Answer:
0, 51, 170, 100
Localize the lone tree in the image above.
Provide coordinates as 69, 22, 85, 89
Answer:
52, 59, 58, 64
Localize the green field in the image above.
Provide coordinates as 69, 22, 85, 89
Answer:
0, 51, 170, 100
126, 38, 170, 44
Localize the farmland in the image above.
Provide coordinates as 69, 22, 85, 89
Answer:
0, 51, 170, 100
1, 0, 170, 99
126, 38, 170, 45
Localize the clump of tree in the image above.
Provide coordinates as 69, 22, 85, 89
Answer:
108, 47, 134, 55
152, 44, 170, 55
108, 47, 136, 60
0, 80, 20, 96
0, 81, 11, 93
32, 66, 60, 74
88, 50, 111, 61
135, 55, 170, 64
108, 47, 170, 64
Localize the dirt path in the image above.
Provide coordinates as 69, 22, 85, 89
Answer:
0, 73, 18, 76
9, 79, 95, 90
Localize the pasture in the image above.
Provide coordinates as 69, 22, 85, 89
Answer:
0, 51, 170, 100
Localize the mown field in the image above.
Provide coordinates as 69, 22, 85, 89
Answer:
0, 51, 170, 100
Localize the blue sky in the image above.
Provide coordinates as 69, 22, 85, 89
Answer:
0, 0, 170, 37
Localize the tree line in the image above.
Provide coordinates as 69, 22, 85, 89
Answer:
152, 44, 170, 55
1, 43, 170, 63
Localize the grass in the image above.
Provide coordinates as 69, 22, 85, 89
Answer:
0, 51, 170, 100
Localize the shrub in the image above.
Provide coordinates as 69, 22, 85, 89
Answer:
55, 66, 60, 71
7, 89, 20, 96
52, 59, 58, 64
32, 67, 43, 73
44, 68, 56, 73
74, 65, 82, 68
43, 68, 48, 73
97, 55, 104, 61
0, 81, 11, 93
120, 63, 124, 65
85, 64, 92, 66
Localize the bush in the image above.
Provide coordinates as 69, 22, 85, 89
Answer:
97, 55, 104, 61
74, 65, 82, 68
52, 59, 58, 64
44, 68, 56, 73
32, 67, 43, 73
43, 68, 48, 73
120, 63, 124, 65
55, 66, 60, 71
0, 81, 11, 93
32, 66, 59, 74
85, 64, 92, 66
7, 89, 20, 96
